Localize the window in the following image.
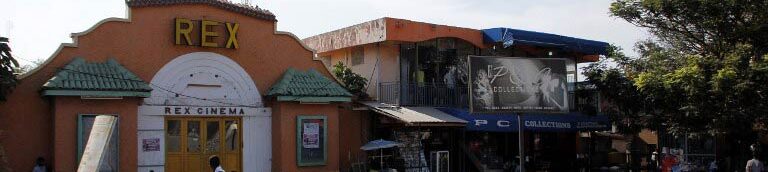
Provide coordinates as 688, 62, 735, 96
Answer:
296, 115, 327, 166
77, 115, 119, 171
351, 46, 364, 66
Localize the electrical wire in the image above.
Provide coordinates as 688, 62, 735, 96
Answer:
58, 68, 262, 108
58, 67, 349, 106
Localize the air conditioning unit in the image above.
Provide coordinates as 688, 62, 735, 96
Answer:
430, 151, 449, 172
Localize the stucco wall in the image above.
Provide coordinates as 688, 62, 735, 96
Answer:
271, 102, 341, 172
0, 3, 332, 171
52, 97, 141, 172
337, 109, 371, 171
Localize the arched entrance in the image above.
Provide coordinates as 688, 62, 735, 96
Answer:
137, 52, 271, 172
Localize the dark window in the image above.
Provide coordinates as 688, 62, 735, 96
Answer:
351, 46, 364, 66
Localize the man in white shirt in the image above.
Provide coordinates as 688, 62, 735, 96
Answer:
747, 144, 763, 172
746, 153, 763, 172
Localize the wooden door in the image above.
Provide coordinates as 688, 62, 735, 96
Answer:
166, 117, 242, 172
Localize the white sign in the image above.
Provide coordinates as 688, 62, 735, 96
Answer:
302, 123, 320, 148
164, 106, 245, 115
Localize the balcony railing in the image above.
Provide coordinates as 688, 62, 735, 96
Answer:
378, 82, 469, 108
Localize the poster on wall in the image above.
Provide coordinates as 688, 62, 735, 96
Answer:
143, 138, 161, 152
468, 56, 569, 113
302, 123, 320, 148
297, 116, 326, 166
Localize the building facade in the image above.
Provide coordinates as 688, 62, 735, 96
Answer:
0, 1, 354, 172
304, 18, 613, 171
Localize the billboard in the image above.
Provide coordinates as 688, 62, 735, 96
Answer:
469, 56, 569, 113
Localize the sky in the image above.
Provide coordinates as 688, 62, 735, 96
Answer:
0, 0, 647, 67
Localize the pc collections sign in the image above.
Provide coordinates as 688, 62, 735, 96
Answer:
469, 56, 569, 113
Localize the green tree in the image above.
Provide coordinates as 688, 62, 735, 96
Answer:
0, 37, 18, 172
332, 62, 368, 99
0, 37, 18, 101
586, 0, 768, 170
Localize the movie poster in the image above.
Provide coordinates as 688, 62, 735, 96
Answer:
469, 56, 569, 113
302, 123, 320, 148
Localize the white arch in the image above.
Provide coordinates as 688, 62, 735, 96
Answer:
137, 52, 271, 172
144, 52, 262, 107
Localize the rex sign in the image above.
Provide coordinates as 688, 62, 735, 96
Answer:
174, 18, 239, 49
468, 56, 569, 113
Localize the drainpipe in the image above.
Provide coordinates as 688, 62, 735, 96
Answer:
376, 43, 381, 101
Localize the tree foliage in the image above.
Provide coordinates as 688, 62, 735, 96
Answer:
0, 37, 14, 172
0, 37, 18, 101
332, 62, 368, 99
586, 0, 768, 140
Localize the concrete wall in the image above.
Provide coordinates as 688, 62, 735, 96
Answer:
320, 43, 400, 100
303, 18, 387, 53
271, 101, 341, 172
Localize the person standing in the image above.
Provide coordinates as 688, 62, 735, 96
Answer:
746, 143, 763, 172
746, 153, 763, 172
209, 155, 225, 172
32, 157, 47, 172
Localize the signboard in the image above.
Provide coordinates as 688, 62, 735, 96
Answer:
174, 18, 239, 49
142, 138, 161, 152
296, 116, 327, 166
163, 106, 245, 115
439, 108, 610, 132
468, 56, 569, 113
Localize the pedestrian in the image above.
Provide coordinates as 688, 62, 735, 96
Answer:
32, 157, 47, 172
209, 155, 225, 172
661, 151, 677, 172
707, 159, 717, 172
746, 152, 763, 172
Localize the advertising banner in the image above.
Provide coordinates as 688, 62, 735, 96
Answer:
469, 56, 569, 113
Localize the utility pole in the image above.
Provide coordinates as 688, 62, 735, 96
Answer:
518, 113, 525, 172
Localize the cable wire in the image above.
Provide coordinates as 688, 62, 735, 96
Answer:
58, 68, 262, 108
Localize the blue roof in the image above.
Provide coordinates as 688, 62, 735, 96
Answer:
482, 28, 610, 55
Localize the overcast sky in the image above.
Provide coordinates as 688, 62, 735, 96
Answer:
1, 0, 647, 67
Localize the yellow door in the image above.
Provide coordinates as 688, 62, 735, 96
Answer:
166, 117, 242, 172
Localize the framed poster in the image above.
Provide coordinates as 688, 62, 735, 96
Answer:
468, 56, 569, 113
296, 115, 327, 166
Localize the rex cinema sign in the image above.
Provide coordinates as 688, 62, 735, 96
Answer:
174, 18, 239, 49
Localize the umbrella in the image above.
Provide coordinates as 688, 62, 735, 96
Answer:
360, 139, 401, 169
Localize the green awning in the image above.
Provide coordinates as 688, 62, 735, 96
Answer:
267, 68, 352, 103
42, 58, 152, 97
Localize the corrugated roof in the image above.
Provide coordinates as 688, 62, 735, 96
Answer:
267, 68, 352, 98
364, 102, 467, 126
42, 58, 152, 93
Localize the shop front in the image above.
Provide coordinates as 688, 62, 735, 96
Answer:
439, 108, 610, 171
0, 1, 352, 172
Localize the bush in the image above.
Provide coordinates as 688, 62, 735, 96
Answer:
332, 62, 368, 99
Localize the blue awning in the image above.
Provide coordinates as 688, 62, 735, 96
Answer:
438, 108, 610, 132
482, 28, 610, 55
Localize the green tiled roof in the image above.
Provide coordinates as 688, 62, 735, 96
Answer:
42, 58, 152, 97
267, 68, 352, 102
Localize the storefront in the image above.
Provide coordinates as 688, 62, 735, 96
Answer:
438, 108, 610, 171
0, 1, 352, 172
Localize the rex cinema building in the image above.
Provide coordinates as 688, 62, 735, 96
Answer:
0, 1, 361, 171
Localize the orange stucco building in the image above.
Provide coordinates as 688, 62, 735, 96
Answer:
0, 1, 355, 171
